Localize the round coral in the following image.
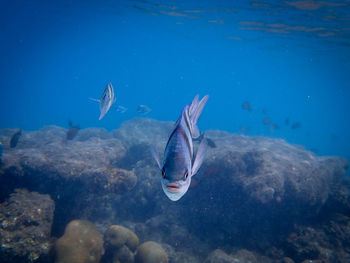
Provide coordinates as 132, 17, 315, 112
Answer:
55, 220, 103, 263
104, 225, 139, 251
135, 241, 168, 263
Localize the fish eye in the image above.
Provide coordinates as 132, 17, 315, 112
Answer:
161, 168, 166, 178
184, 171, 188, 180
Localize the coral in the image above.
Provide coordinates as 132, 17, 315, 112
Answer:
103, 225, 139, 263
0, 189, 55, 262
55, 220, 103, 263
135, 241, 168, 263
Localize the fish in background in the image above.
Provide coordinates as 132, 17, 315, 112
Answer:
152, 95, 209, 201
263, 117, 271, 125
285, 118, 290, 126
137, 104, 152, 115
291, 122, 301, 129
10, 129, 22, 148
116, 105, 128, 113
206, 138, 217, 148
270, 124, 280, 132
89, 82, 116, 120
241, 101, 252, 112
262, 108, 268, 114
66, 121, 80, 140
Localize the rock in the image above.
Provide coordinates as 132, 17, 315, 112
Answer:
0, 126, 134, 195
180, 129, 348, 247
103, 225, 139, 263
0, 126, 136, 233
231, 249, 258, 263
135, 241, 168, 263
55, 219, 103, 263
204, 249, 236, 263
0, 189, 55, 262
0, 118, 349, 262
280, 257, 295, 263
286, 219, 350, 263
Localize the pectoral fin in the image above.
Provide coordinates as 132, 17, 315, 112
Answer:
191, 137, 207, 176
151, 143, 162, 170
89, 98, 101, 103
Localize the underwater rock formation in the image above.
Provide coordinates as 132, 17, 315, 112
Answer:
204, 249, 236, 263
0, 126, 136, 196
0, 126, 137, 231
135, 241, 168, 263
204, 248, 269, 263
55, 219, 103, 263
0, 118, 349, 262
103, 225, 139, 263
0, 189, 55, 263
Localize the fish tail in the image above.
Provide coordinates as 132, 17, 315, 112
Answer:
187, 95, 209, 138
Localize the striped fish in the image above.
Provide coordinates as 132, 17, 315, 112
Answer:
153, 95, 209, 201
89, 82, 116, 120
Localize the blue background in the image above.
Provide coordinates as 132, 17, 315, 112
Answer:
1, 0, 349, 161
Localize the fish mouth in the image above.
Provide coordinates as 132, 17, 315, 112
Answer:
166, 184, 180, 191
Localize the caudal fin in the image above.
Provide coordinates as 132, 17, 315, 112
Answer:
188, 95, 209, 139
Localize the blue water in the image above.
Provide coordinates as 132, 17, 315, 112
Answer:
1, 0, 350, 162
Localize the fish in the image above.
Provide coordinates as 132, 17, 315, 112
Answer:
262, 108, 268, 114
270, 124, 280, 130
137, 104, 152, 115
66, 121, 80, 140
285, 118, 290, 126
89, 82, 116, 120
152, 95, 209, 201
241, 101, 252, 112
291, 122, 301, 129
263, 117, 271, 125
206, 138, 217, 148
10, 129, 22, 148
116, 105, 128, 113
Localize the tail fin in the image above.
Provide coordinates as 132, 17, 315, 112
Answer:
188, 95, 209, 139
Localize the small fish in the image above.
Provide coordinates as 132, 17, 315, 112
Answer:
263, 117, 271, 125
116, 105, 128, 113
206, 138, 217, 148
89, 82, 116, 120
66, 121, 80, 140
291, 122, 301, 129
10, 129, 22, 148
241, 101, 252, 112
270, 124, 280, 132
152, 95, 209, 201
262, 108, 268, 114
285, 118, 290, 126
137, 105, 152, 115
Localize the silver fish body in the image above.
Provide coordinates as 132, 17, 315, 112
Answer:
99, 82, 116, 120
153, 95, 209, 201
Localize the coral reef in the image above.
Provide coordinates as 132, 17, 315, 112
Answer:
0, 189, 55, 262
0, 118, 349, 262
55, 220, 103, 263
103, 225, 139, 263
135, 241, 168, 263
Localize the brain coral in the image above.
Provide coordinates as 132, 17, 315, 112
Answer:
55, 219, 103, 263
135, 241, 168, 263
